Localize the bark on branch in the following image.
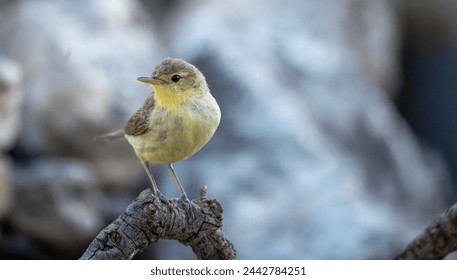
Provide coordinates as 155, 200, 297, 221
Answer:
80, 186, 236, 260
396, 203, 457, 259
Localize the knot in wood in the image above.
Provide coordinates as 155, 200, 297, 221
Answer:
145, 203, 157, 215
108, 230, 122, 246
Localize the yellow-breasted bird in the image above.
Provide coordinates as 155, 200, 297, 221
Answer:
99, 58, 221, 200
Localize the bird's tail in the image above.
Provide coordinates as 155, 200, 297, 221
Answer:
93, 129, 125, 142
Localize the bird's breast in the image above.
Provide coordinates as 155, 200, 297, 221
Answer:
125, 96, 220, 164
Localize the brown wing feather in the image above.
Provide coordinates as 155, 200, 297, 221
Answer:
124, 94, 156, 136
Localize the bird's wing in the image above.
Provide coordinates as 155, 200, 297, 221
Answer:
124, 93, 156, 136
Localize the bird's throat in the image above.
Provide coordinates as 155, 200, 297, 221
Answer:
153, 86, 187, 112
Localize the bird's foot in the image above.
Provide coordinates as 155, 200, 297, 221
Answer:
178, 192, 189, 202
177, 193, 196, 222
149, 185, 165, 199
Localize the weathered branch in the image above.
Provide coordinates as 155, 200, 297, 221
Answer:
80, 186, 236, 260
396, 203, 457, 259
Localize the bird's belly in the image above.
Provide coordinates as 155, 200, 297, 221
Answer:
125, 120, 214, 164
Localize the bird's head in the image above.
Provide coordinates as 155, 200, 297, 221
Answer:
138, 58, 208, 107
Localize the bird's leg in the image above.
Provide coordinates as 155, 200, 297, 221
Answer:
167, 163, 188, 200
142, 162, 160, 197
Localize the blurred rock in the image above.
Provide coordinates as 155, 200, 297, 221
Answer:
144, 0, 452, 259
10, 157, 106, 248
0, 0, 165, 188
0, 156, 13, 219
0, 57, 22, 151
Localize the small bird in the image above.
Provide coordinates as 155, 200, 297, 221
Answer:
99, 58, 221, 200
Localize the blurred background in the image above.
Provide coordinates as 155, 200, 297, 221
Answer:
0, 0, 456, 259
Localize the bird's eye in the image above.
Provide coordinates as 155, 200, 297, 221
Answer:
171, 75, 181, 83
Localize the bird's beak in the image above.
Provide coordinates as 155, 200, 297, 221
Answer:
137, 76, 164, 85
